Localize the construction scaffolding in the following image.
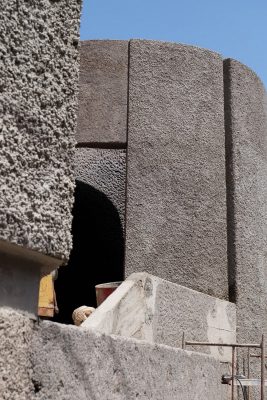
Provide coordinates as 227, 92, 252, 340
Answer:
183, 334, 265, 400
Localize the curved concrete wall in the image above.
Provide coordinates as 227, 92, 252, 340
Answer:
0, 0, 82, 262
224, 59, 267, 344
76, 40, 267, 347
125, 40, 228, 299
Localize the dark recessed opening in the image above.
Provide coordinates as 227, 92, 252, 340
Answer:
54, 180, 124, 324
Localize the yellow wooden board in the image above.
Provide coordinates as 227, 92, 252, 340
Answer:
38, 274, 55, 318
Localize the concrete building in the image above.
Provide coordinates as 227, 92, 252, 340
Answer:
1, 6, 267, 398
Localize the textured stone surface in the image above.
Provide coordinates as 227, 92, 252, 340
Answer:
75, 148, 126, 226
83, 273, 236, 362
125, 40, 228, 299
224, 59, 267, 344
0, 308, 230, 400
32, 321, 229, 400
0, 0, 82, 260
0, 308, 35, 400
76, 40, 128, 144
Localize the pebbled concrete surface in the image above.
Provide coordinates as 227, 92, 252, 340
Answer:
125, 40, 228, 299
76, 40, 128, 144
75, 148, 126, 227
0, 0, 82, 260
224, 59, 267, 344
0, 308, 35, 400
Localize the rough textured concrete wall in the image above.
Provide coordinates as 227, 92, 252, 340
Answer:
75, 148, 126, 226
125, 40, 228, 299
0, 308, 230, 400
83, 273, 236, 362
224, 59, 267, 344
0, 0, 82, 261
76, 40, 128, 144
0, 308, 35, 400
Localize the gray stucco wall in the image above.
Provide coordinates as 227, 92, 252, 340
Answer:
76, 40, 128, 145
0, 0, 82, 261
125, 40, 228, 300
0, 308, 229, 400
75, 148, 126, 227
224, 59, 267, 344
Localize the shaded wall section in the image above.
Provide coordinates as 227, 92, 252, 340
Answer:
55, 181, 124, 324
75, 148, 126, 227
224, 59, 267, 343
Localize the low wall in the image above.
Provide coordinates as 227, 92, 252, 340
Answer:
0, 308, 230, 400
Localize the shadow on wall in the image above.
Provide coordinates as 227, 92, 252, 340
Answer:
54, 180, 124, 324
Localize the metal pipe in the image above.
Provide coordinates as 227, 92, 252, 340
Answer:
248, 348, 251, 400
232, 346, 235, 400
261, 334, 265, 400
182, 332, 185, 350
250, 354, 267, 358
185, 341, 261, 349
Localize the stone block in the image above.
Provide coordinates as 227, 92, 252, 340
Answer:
75, 148, 126, 226
125, 40, 228, 299
83, 272, 236, 362
76, 40, 128, 144
0, 0, 82, 261
224, 59, 267, 343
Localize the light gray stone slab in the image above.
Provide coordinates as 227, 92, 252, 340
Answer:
224, 59, 267, 344
0, 0, 82, 261
75, 148, 126, 227
125, 40, 228, 299
76, 40, 128, 144
83, 272, 236, 362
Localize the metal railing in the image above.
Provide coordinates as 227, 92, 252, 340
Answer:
182, 333, 265, 400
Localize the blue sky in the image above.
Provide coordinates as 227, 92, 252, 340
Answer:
80, 0, 267, 88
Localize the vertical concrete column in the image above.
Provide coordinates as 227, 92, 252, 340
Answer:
0, 0, 82, 314
125, 40, 228, 299
224, 59, 267, 342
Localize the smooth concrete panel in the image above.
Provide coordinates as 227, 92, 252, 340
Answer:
224, 59, 267, 343
76, 40, 128, 144
75, 148, 126, 227
0, 0, 82, 260
0, 240, 61, 315
125, 40, 228, 299
83, 273, 236, 362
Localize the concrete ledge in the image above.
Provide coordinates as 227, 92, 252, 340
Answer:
83, 273, 236, 362
0, 240, 61, 315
